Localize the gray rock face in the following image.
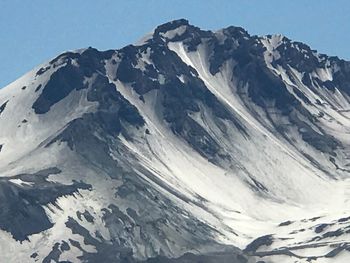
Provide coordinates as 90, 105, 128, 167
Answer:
0, 168, 90, 241
0, 100, 8, 115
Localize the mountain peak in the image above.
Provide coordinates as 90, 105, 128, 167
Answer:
135, 19, 193, 45
154, 18, 190, 33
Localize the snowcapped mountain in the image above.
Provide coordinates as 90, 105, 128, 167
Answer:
1, 19, 350, 262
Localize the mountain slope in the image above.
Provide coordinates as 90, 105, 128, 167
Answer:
1, 19, 350, 262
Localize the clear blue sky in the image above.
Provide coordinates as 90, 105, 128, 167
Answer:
0, 0, 349, 88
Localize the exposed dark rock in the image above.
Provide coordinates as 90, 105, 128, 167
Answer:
325, 243, 350, 258
244, 235, 273, 253
0, 168, 90, 241
61, 241, 70, 252
0, 100, 8, 115
32, 63, 86, 114
77, 210, 94, 223
338, 216, 350, 223
153, 19, 211, 52
35, 84, 42, 92
322, 228, 344, 238
65, 217, 135, 262
33, 47, 115, 114
36, 66, 51, 76
314, 224, 329, 233
279, 220, 293, 227
145, 251, 249, 263
46, 74, 145, 176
